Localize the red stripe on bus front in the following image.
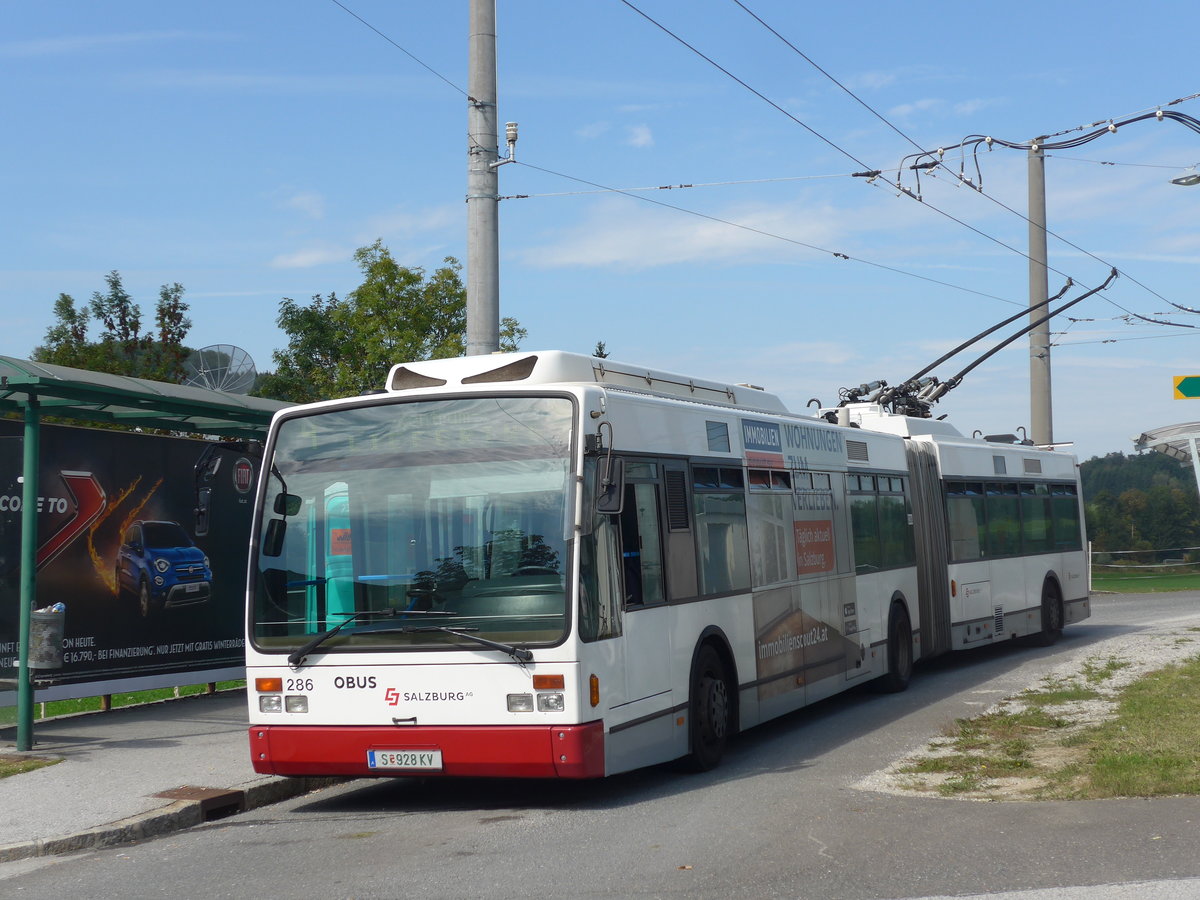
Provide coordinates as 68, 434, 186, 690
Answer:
249, 722, 606, 779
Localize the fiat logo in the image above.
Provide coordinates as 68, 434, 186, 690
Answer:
233, 458, 254, 494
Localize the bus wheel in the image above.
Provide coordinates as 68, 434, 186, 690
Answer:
874, 603, 913, 694
684, 644, 731, 772
1030, 581, 1063, 647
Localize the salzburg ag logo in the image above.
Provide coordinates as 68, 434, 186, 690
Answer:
384, 687, 400, 706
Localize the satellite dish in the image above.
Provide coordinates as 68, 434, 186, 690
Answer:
184, 344, 257, 394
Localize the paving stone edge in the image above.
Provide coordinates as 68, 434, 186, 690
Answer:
0, 775, 345, 864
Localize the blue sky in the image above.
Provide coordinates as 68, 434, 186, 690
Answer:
3, 1, 1199, 461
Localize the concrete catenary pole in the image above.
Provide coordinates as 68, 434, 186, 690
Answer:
466, 0, 500, 356
1028, 143, 1053, 446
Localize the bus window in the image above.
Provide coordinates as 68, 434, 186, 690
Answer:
946, 481, 985, 561
986, 482, 1021, 557
749, 491, 795, 586
749, 469, 773, 490
580, 512, 622, 642
1052, 483, 1083, 551
850, 491, 881, 574
620, 481, 666, 607
693, 465, 750, 595
878, 492, 914, 569
1021, 483, 1052, 553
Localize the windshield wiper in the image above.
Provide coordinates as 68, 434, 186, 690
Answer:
372, 624, 533, 663
287, 608, 457, 667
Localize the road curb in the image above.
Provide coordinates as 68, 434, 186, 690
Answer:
0, 775, 343, 864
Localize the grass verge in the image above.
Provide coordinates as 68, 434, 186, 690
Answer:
0, 753, 61, 779
0, 681, 244, 728
1090, 571, 1200, 593
1064, 658, 1200, 798
894, 651, 1200, 800
36, 680, 245, 720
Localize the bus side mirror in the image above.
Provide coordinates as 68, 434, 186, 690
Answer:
596, 458, 625, 515
274, 493, 302, 517
262, 518, 286, 557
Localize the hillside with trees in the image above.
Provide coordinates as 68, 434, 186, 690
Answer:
1080, 452, 1200, 552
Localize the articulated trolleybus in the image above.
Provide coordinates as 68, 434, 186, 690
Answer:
247, 351, 1089, 779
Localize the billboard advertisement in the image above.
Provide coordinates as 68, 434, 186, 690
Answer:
0, 420, 257, 691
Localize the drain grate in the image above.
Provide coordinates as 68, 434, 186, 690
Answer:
154, 786, 246, 821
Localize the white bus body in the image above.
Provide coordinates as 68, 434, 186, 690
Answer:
246, 351, 1087, 779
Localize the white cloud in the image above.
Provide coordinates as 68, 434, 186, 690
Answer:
285, 192, 326, 220
519, 196, 849, 269
576, 121, 610, 140
954, 97, 1000, 116
269, 245, 351, 269
626, 125, 654, 148
516, 187, 977, 272
844, 64, 944, 93
847, 70, 897, 91
888, 98, 943, 119
362, 205, 459, 241
0, 31, 221, 58
120, 70, 382, 93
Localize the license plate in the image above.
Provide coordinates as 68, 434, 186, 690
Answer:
367, 749, 443, 770
186, 583, 200, 592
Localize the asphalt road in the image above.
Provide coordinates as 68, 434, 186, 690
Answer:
5, 592, 1200, 900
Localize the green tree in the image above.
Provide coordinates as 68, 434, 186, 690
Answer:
1116, 489, 1151, 550
38, 294, 100, 369
1085, 490, 1120, 550
257, 241, 526, 403
33, 272, 193, 381
144, 283, 193, 382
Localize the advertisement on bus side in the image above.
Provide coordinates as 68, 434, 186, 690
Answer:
740, 417, 845, 471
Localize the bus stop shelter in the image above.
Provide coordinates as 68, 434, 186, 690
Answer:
0, 355, 288, 751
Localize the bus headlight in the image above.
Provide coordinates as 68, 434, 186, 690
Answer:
260, 695, 283, 713
536, 692, 565, 712
507, 693, 534, 712
285, 695, 309, 713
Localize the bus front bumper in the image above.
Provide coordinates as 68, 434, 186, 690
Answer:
249, 722, 606, 779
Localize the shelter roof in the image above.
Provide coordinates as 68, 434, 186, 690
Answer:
1132, 421, 1200, 464
0, 355, 287, 439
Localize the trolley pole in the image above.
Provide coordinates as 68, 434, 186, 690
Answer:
1028, 144, 1053, 446
466, 0, 500, 356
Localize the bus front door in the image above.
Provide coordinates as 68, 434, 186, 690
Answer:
619, 481, 671, 704
599, 479, 675, 771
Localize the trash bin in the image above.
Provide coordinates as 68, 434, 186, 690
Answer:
29, 603, 66, 670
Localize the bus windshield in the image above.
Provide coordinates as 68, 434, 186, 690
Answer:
251, 395, 575, 655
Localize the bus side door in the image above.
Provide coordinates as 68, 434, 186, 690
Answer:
618, 474, 671, 706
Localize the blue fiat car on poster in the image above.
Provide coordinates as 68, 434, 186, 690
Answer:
116, 520, 212, 617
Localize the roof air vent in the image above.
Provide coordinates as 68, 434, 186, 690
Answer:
389, 367, 448, 391
461, 355, 539, 384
